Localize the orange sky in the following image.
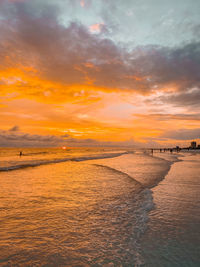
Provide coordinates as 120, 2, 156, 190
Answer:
0, 0, 200, 147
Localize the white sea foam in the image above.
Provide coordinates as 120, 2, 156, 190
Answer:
0, 152, 127, 171
89, 153, 176, 265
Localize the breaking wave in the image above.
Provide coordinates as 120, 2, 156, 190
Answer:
0, 152, 127, 172
89, 154, 178, 265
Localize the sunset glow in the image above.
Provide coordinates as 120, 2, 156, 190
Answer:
1, 2, 200, 267
0, 0, 200, 147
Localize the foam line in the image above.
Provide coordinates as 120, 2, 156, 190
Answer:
0, 152, 126, 172
93, 163, 144, 188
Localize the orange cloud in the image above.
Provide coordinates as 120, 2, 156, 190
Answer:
125, 75, 143, 81
80, 0, 85, 7
89, 23, 104, 33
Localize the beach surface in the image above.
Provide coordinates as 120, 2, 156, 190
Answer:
0, 148, 199, 266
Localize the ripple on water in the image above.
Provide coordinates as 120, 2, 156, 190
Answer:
0, 153, 171, 266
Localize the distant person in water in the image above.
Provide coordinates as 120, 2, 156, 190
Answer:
19, 151, 23, 157
170, 149, 173, 153
151, 149, 153, 155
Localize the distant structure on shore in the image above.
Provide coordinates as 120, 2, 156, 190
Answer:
150, 140, 200, 154
191, 141, 197, 149
177, 140, 200, 150
176, 140, 200, 150
180, 140, 200, 150
189, 141, 200, 149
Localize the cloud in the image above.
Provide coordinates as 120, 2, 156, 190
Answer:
61, 134, 70, 138
89, 23, 105, 33
0, 0, 199, 99
80, 0, 85, 7
158, 88, 200, 108
0, 0, 200, 147
162, 128, 200, 140
0, 128, 64, 147
9, 125, 20, 131
0, 127, 152, 147
134, 113, 200, 122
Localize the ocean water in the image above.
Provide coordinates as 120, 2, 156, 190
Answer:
0, 148, 200, 266
140, 152, 200, 267
0, 147, 127, 171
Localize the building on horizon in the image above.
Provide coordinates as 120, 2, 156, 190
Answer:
191, 141, 197, 149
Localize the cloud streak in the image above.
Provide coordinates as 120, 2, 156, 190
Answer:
162, 128, 200, 140
0, 128, 63, 147
0, 127, 150, 147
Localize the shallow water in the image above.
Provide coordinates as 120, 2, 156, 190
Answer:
0, 147, 127, 171
141, 153, 200, 266
0, 149, 199, 266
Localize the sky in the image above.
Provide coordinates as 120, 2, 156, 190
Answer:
0, 0, 200, 147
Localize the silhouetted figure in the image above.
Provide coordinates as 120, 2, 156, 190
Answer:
19, 151, 23, 157
151, 149, 153, 155
160, 149, 162, 153
170, 149, 173, 153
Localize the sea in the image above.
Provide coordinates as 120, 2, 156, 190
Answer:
0, 147, 200, 266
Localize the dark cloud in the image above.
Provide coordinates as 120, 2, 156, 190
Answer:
159, 88, 200, 108
1, 1, 200, 147
9, 125, 20, 131
61, 134, 70, 138
0, 0, 200, 101
59, 137, 151, 147
0, 127, 148, 147
0, 128, 63, 147
191, 23, 200, 40
0, 1, 126, 87
162, 128, 200, 140
135, 113, 200, 121
132, 43, 200, 90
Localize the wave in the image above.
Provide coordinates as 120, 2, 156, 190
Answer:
22, 151, 50, 156
93, 163, 144, 188
0, 152, 127, 172
91, 153, 175, 191
131, 188, 155, 266
90, 153, 180, 265
94, 163, 156, 266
